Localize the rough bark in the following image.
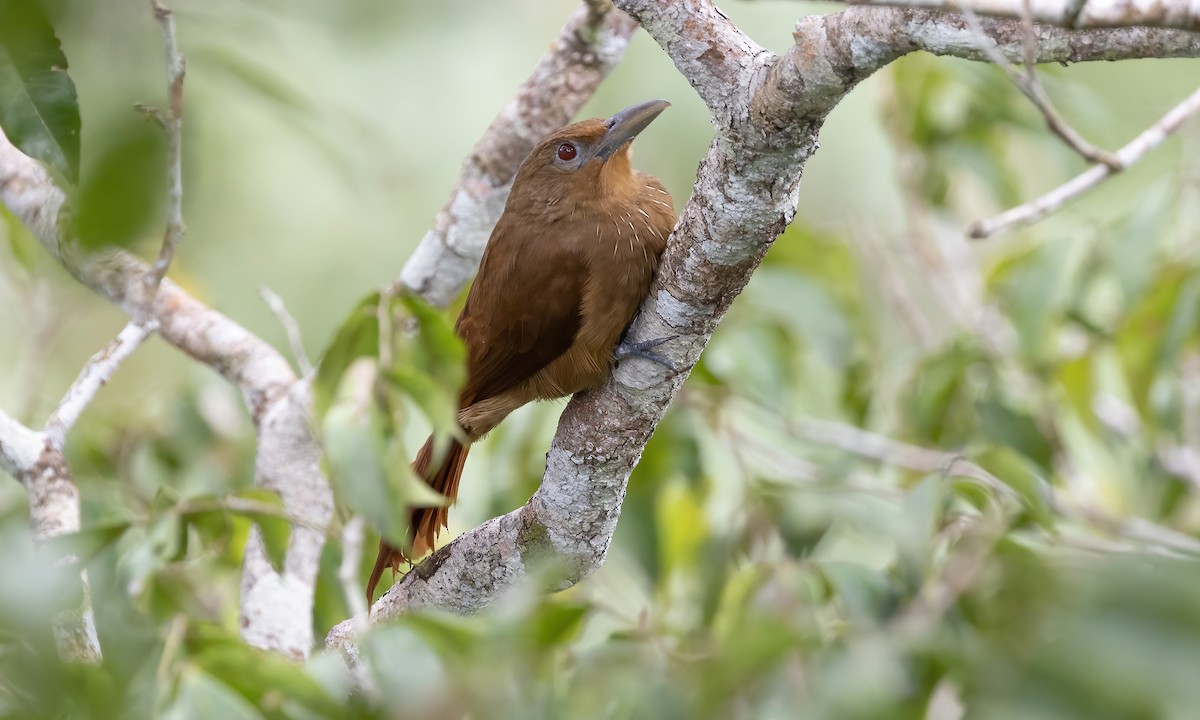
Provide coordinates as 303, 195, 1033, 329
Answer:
328, 1, 1200, 649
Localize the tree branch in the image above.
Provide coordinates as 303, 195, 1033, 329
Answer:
838, 0, 1200, 32
969, 84, 1200, 237
0, 1, 330, 659
960, 2, 1121, 167
0, 409, 44, 479
43, 320, 157, 449
329, 2, 1200, 651
0, 129, 298, 421
0, 410, 101, 661
144, 0, 186, 299
259, 287, 312, 376
392, 2, 638, 307
239, 379, 332, 660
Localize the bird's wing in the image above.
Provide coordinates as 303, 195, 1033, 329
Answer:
455, 216, 586, 405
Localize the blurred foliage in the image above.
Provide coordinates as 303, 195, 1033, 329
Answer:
318, 291, 462, 551
2, 1, 1200, 718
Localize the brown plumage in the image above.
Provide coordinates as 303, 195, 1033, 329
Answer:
367, 100, 676, 604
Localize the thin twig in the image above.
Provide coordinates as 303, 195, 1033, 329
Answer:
961, 3, 1120, 167
42, 1, 188, 448
259, 287, 313, 376
43, 320, 157, 449
970, 84, 1200, 238
144, 0, 186, 302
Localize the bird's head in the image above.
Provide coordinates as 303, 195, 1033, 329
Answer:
510, 99, 670, 212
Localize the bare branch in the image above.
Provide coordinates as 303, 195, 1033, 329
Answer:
43, 320, 157, 449
144, 0, 187, 301
836, 0, 1200, 31
0, 409, 45, 479
259, 287, 312, 376
393, 3, 638, 306
0, 413, 102, 661
959, 2, 1121, 167
969, 84, 1200, 238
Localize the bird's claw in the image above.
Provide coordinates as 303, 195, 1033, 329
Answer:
616, 335, 679, 372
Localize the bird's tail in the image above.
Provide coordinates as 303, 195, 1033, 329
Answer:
366, 435, 469, 605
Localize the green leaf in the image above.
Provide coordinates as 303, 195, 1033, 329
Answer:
73, 122, 166, 250
2, 204, 39, 272
975, 446, 1054, 530
903, 341, 986, 445
977, 398, 1054, 471
385, 365, 457, 440
322, 400, 442, 548
1057, 354, 1095, 428
229, 489, 291, 574
528, 602, 589, 649
45, 521, 131, 566
1116, 266, 1200, 415
0, 0, 80, 183
656, 478, 707, 572
404, 612, 484, 658
393, 292, 466, 436
182, 507, 233, 550
164, 668, 265, 720
399, 293, 465, 384
313, 292, 380, 420
189, 636, 342, 716
894, 475, 943, 594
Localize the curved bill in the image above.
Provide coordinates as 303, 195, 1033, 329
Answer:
592, 99, 671, 159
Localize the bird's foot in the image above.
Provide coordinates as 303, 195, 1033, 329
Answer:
615, 334, 678, 372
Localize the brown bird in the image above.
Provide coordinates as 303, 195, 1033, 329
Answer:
367, 100, 677, 603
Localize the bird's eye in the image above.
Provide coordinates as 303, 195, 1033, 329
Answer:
556, 143, 577, 162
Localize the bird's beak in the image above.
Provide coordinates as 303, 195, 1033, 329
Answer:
593, 99, 671, 159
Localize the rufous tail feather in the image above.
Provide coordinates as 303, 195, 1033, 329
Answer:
365, 436, 469, 605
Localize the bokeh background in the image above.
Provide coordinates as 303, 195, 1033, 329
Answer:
2, 0, 1200, 717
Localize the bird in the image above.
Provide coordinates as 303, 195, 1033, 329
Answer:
367, 99, 677, 604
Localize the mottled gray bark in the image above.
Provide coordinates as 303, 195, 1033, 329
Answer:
329, 1, 1200, 650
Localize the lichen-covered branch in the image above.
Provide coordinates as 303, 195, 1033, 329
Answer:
839, 0, 1200, 32
0, 409, 101, 661
329, 1, 1200, 649
0, 409, 43, 479
393, 2, 638, 307
239, 379, 332, 659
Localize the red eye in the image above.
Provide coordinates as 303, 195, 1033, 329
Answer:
556, 143, 577, 161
